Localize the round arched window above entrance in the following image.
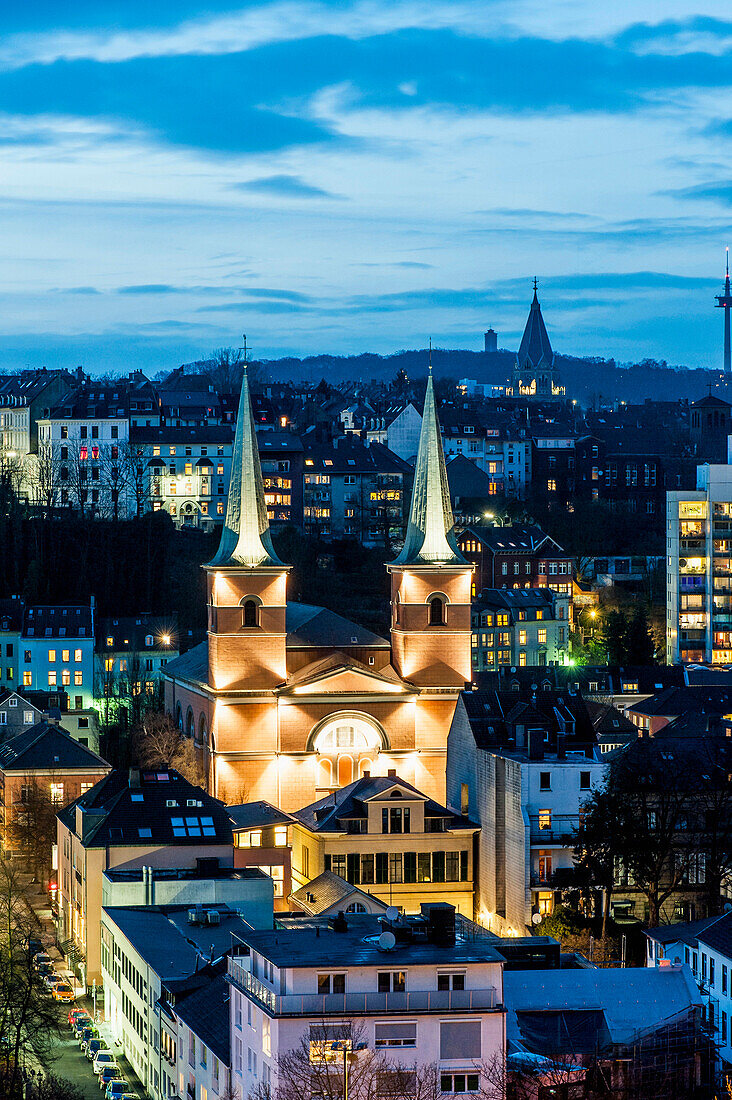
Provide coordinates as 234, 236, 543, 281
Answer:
310, 714, 386, 791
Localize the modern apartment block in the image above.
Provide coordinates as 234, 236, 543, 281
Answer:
667, 461, 732, 664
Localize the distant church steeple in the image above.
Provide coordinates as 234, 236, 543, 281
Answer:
206, 365, 284, 569
392, 370, 465, 566
512, 281, 565, 400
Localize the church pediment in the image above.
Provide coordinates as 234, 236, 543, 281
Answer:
277, 651, 416, 697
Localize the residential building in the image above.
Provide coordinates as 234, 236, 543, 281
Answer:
626, 685, 732, 736
457, 524, 574, 600
289, 772, 478, 917
531, 428, 576, 509
95, 614, 179, 725
0, 688, 99, 751
258, 430, 305, 527
471, 588, 571, 673
102, 861, 270, 911
101, 903, 267, 1098
0, 690, 44, 740
667, 460, 732, 664
134, 425, 234, 530
226, 906, 506, 1099
0, 720, 110, 856
0, 368, 76, 499
0, 597, 22, 692
164, 368, 474, 811
157, 365, 222, 427
646, 911, 732, 1078
56, 767, 235, 982
20, 603, 95, 710
229, 800, 294, 912
447, 688, 604, 933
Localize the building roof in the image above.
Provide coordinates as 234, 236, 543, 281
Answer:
645, 913, 728, 949
0, 721, 109, 773
517, 288, 554, 370
284, 603, 388, 649
206, 367, 285, 570
242, 912, 505, 969
627, 685, 732, 718
57, 767, 234, 848
585, 701, 637, 737
175, 972, 230, 1063
392, 373, 465, 567
697, 911, 732, 958
460, 524, 567, 556
446, 454, 497, 500
503, 966, 700, 1052
289, 871, 388, 916
22, 605, 92, 639
103, 904, 258, 980
461, 688, 597, 755
473, 588, 557, 614
227, 800, 294, 831
96, 615, 178, 654
0, 598, 24, 632
292, 774, 475, 833
130, 425, 234, 444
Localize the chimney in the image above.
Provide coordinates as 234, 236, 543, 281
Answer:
128, 767, 141, 788
387, 768, 397, 778
330, 911, 349, 933
362, 770, 370, 779
556, 733, 566, 760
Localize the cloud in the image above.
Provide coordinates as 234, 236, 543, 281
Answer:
664, 181, 732, 206
233, 174, 340, 198
117, 283, 179, 294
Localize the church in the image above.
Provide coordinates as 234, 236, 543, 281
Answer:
164, 369, 474, 811
508, 283, 565, 400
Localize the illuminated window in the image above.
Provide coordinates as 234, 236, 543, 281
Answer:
106, 637, 114, 647
547, 479, 557, 491
519, 652, 527, 666
519, 630, 527, 645
217, 464, 224, 475
74, 671, 83, 686
538, 629, 547, 643
538, 809, 552, 830
50, 783, 64, 805
169, 446, 176, 456
23, 672, 32, 687
48, 671, 57, 686
48, 649, 56, 663
74, 649, 82, 662
274, 826, 288, 847
62, 649, 70, 662
62, 669, 70, 685
185, 462, 193, 475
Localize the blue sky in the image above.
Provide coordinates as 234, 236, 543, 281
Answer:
0, 1, 730, 373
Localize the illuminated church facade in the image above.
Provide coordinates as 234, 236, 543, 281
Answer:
164, 369, 473, 811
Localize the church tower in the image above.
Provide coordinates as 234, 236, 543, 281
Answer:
388, 372, 474, 687
204, 367, 291, 692
512, 281, 564, 399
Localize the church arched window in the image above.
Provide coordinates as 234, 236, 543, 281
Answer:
240, 596, 261, 628
428, 594, 447, 625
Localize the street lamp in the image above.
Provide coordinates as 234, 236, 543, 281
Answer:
330, 1040, 367, 1100
578, 607, 597, 641
483, 512, 505, 527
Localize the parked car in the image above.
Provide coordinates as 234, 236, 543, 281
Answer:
84, 1037, 105, 1060
43, 973, 63, 991
72, 1015, 94, 1038
36, 963, 53, 980
69, 1008, 90, 1028
98, 1065, 122, 1089
104, 1081, 130, 1100
33, 952, 52, 971
92, 1052, 117, 1077
52, 983, 75, 1002
28, 938, 44, 959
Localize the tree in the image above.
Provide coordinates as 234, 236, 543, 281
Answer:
31, 1075, 86, 1100
29, 444, 63, 515
625, 604, 655, 664
130, 711, 204, 787
7, 775, 66, 888
0, 859, 63, 1100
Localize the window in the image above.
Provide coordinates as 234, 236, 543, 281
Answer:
243, 600, 258, 628
440, 1021, 481, 1060
48, 671, 57, 686
382, 806, 410, 834
47, 648, 56, 663
441, 1073, 480, 1094
580, 771, 591, 790
171, 816, 216, 837
274, 826, 288, 846
62, 649, 69, 662
429, 596, 445, 625
378, 971, 406, 993
539, 772, 551, 791
710, 957, 716, 988
23, 672, 32, 687
547, 479, 557, 491
74, 671, 83, 685
23, 710, 34, 724
437, 972, 465, 991
538, 628, 547, 643
50, 783, 64, 805
538, 809, 552, 830
317, 973, 345, 995
374, 1023, 416, 1048
74, 649, 82, 662
723, 965, 728, 996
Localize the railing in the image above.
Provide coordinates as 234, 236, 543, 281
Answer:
227, 958, 497, 1015
529, 815, 579, 844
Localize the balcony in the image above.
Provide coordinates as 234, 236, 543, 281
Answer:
680, 538, 705, 552
529, 814, 579, 845
227, 958, 498, 1016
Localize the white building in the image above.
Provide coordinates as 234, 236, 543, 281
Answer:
447, 690, 606, 934
133, 426, 234, 531
667, 459, 732, 665
227, 907, 506, 1099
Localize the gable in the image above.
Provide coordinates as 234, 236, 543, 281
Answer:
279, 663, 413, 697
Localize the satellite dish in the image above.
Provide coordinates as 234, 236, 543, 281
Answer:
385, 906, 399, 922
532, 913, 542, 925
378, 931, 396, 952
724, 902, 732, 913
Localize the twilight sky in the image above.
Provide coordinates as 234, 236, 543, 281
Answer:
0, 1, 730, 373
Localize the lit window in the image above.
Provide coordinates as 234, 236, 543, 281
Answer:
50, 783, 64, 805
62, 669, 70, 685
48, 649, 56, 663
274, 826, 288, 847
250, 829, 262, 847
538, 629, 547, 643
74, 649, 82, 662
74, 671, 83, 686
62, 649, 70, 662
23, 672, 31, 687
48, 671, 57, 686
538, 809, 552, 830
519, 630, 527, 645
106, 637, 114, 647
547, 479, 557, 491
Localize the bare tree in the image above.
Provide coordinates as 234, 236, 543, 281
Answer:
30, 443, 64, 515
98, 442, 132, 521
131, 711, 204, 787
7, 774, 67, 888
0, 859, 63, 1100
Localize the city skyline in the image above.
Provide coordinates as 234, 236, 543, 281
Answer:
0, 1, 730, 372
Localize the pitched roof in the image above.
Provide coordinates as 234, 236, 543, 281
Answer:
175, 972, 230, 1063
460, 523, 566, 555
292, 774, 474, 833
227, 800, 294, 830
0, 721, 109, 773
284, 603, 388, 648
392, 373, 465, 566
645, 913, 728, 947
206, 367, 285, 570
23, 605, 92, 639
289, 871, 388, 916
697, 912, 732, 958
517, 288, 554, 370
57, 767, 233, 848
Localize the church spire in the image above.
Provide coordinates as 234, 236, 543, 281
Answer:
518, 281, 554, 369
206, 366, 284, 569
392, 370, 465, 566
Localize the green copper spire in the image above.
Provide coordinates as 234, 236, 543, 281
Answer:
206, 367, 284, 569
393, 370, 465, 566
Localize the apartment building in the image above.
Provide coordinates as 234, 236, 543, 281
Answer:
0, 368, 76, 498
457, 524, 574, 600
471, 588, 570, 672
20, 604, 95, 710
101, 902, 268, 1097
229, 800, 294, 913
133, 425, 234, 530
289, 773, 478, 918
56, 767, 235, 982
0, 597, 23, 693
95, 615, 179, 724
226, 906, 506, 1099
667, 461, 732, 664
447, 688, 605, 933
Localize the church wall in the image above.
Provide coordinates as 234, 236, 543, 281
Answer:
208, 571, 287, 607
391, 631, 472, 686
277, 698, 415, 754
285, 646, 392, 675
213, 699, 278, 754
391, 570, 472, 605
208, 634, 287, 690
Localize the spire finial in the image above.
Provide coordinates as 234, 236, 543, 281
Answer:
391, 371, 465, 566
205, 361, 285, 570
727, 248, 729, 278
428, 337, 432, 374
533, 276, 538, 293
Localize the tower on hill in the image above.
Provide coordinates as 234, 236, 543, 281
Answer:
715, 249, 732, 377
